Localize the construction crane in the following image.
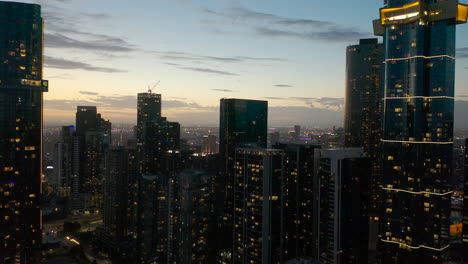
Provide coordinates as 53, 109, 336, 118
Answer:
148, 80, 160, 93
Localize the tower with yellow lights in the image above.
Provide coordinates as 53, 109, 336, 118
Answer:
0, 1, 48, 263
374, 0, 468, 263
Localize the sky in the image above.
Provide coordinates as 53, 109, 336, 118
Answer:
9, 0, 468, 127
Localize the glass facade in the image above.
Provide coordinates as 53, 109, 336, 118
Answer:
218, 98, 268, 253
378, 0, 466, 262
345, 38, 383, 211
0, 2, 46, 263
74, 106, 111, 211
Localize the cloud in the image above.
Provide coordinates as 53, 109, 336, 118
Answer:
264, 97, 288, 100
274, 84, 292, 88
45, 33, 135, 53
256, 27, 370, 43
205, 6, 370, 43
212, 89, 236, 92
178, 66, 239, 76
156, 50, 285, 64
79, 91, 99, 96
45, 95, 213, 113
45, 73, 73, 80
44, 56, 127, 73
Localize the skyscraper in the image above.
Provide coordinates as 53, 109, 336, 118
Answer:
137, 91, 162, 173
74, 106, 111, 211
140, 118, 180, 176
218, 98, 268, 252
318, 149, 371, 264
374, 1, 468, 263
136, 175, 169, 264
344, 38, 383, 211
275, 143, 321, 260
169, 170, 214, 264
233, 149, 284, 264
135, 91, 181, 264
0, 2, 48, 262
102, 147, 137, 248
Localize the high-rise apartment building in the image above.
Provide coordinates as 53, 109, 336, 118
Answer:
0, 2, 48, 262
102, 147, 137, 244
233, 149, 284, 264
374, 1, 468, 263
318, 149, 371, 264
219, 98, 268, 252
275, 143, 321, 260
136, 175, 169, 264
344, 38, 383, 211
137, 91, 162, 173
169, 170, 214, 264
74, 106, 111, 211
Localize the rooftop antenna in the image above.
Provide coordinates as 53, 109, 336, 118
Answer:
148, 80, 160, 93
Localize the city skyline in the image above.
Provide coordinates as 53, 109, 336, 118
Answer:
6, 0, 468, 127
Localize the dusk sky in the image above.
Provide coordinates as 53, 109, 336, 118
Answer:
11, 0, 468, 127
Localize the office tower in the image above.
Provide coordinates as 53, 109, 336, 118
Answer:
275, 143, 321, 261
344, 38, 383, 211
136, 175, 169, 264
169, 170, 214, 264
74, 106, 111, 211
202, 135, 218, 154
374, 1, 468, 263
464, 138, 468, 248
318, 149, 371, 264
233, 149, 284, 264
0, 2, 48, 263
219, 98, 268, 252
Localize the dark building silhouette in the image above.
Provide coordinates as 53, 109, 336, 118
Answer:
169, 170, 214, 264
135, 91, 181, 264
141, 118, 180, 176
318, 149, 371, 264
101, 147, 137, 257
73, 106, 111, 211
136, 175, 169, 264
233, 149, 284, 264
218, 98, 268, 253
374, 1, 468, 263
344, 38, 383, 211
137, 91, 162, 173
275, 143, 321, 260
0, 2, 48, 262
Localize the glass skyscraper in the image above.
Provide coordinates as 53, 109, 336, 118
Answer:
375, 1, 468, 263
0, 2, 48, 263
345, 38, 383, 212
218, 98, 268, 254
